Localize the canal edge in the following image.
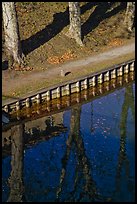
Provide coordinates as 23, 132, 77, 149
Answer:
2, 58, 135, 113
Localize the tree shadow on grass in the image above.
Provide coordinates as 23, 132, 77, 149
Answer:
81, 2, 127, 40
21, 3, 97, 56
21, 2, 126, 56
80, 2, 98, 15
21, 7, 69, 55
2, 60, 9, 70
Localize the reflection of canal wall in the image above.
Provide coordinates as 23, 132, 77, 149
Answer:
2, 59, 134, 114
2, 71, 134, 131
2, 112, 64, 148
25, 112, 63, 133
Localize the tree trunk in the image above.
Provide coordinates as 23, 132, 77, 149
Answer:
67, 2, 83, 46
2, 2, 24, 67
124, 2, 135, 32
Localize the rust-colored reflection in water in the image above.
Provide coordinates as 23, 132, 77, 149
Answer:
6, 71, 134, 125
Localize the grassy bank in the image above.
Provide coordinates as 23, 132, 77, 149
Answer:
2, 51, 134, 99
2, 2, 135, 99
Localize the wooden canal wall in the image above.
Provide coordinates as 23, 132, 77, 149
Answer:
2, 71, 134, 130
2, 59, 135, 114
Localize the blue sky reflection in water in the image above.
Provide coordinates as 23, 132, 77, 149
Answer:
2, 82, 135, 202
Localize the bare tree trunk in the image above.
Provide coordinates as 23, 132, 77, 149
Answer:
2, 2, 24, 68
124, 2, 135, 32
67, 2, 83, 46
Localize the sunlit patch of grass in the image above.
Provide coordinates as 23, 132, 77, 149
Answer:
2, 96, 8, 100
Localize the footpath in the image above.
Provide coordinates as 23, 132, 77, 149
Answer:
2, 39, 135, 105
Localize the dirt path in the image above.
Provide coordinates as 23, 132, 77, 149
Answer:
59, 41, 135, 69
2, 39, 135, 99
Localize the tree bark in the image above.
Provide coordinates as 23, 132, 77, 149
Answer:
2, 2, 24, 67
67, 2, 83, 46
124, 2, 135, 32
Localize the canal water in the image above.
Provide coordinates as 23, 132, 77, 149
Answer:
2, 81, 135, 202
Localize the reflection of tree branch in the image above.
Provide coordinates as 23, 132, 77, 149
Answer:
7, 124, 25, 202
74, 129, 97, 201
126, 84, 135, 121
56, 127, 73, 200
115, 84, 135, 193
56, 106, 99, 201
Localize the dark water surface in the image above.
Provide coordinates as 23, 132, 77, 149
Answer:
2, 82, 135, 202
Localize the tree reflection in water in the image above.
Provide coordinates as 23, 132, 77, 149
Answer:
56, 106, 101, 202
2, 82, 135, 202
7, 124, 26, 202
114, 84, 135, 200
